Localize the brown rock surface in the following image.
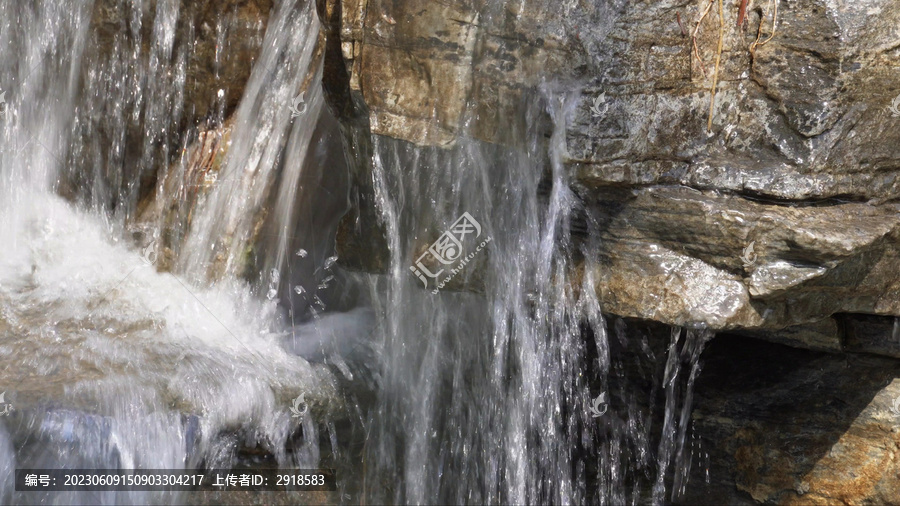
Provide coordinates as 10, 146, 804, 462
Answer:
585, 185, 900, 331
326, 0, 900, 354
328, 0, 584, 145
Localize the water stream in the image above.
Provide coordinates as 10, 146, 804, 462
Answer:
0, 0, 712, 504
361, 91, 713, 504
0, 0, 339, 504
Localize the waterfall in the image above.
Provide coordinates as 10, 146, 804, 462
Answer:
0, 0, 92, 196
361, 88, 710, 503
0, 0, 339, 504
175, 0, 324, 285
0, 0, 714, 503
361, 90, 605, 503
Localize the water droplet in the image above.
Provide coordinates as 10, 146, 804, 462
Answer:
295, 249, 307, 258
323, 255, 337, 270
293, 285, 306, 295
317, 275, 334, 291
266, 288, 277, 300
313, 295, 325, 309
269, 268, 279, 283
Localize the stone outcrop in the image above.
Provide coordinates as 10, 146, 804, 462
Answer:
325, 0, 900, 353
586, 185, 900, 332
327, 0, 584, 145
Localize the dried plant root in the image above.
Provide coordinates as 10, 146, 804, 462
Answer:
707, 0, 725, 132
691, 0, 716, 77
750, 0, 778, 54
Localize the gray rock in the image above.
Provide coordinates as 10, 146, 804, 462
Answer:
584, 185, 900, 331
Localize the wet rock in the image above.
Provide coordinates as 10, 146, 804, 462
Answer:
133, 121, 234, 273
89, 0, 273, 125
584, 185, 900, 331
680, 335, 900, 505
732, 318, 844, 354
566, 0, 900, 345
322, 0, 586, 146
843, 314, 900, 359
72, 0, 274, 211
325, 0, 900, 355
571, 0, 900, 201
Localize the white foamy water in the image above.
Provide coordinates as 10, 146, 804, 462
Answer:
0, 0, 348, 502
0, 191, 339, 502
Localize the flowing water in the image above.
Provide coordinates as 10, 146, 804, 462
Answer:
360, 91, 713, 504
0, 1, 341, 504
0, 0, 712, 504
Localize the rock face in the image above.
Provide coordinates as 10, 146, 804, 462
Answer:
587, 185, 900, 332
328, 0, 584, 145
319, 1, 900, 501
89, 0, 273, 129
325, 0, 900, 352
683, 334, 900, 505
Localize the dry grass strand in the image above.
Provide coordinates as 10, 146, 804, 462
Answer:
707, 0, 725, 132
750, 0, 779, 54
691, 0, 716, 76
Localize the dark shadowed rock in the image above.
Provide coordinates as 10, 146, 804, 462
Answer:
682, 335, 900, 505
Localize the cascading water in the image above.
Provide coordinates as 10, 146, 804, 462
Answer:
175, 0, 324, 285
360, 89, 712, 504
0, 0, 716, 504
0, 0, 347, 504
